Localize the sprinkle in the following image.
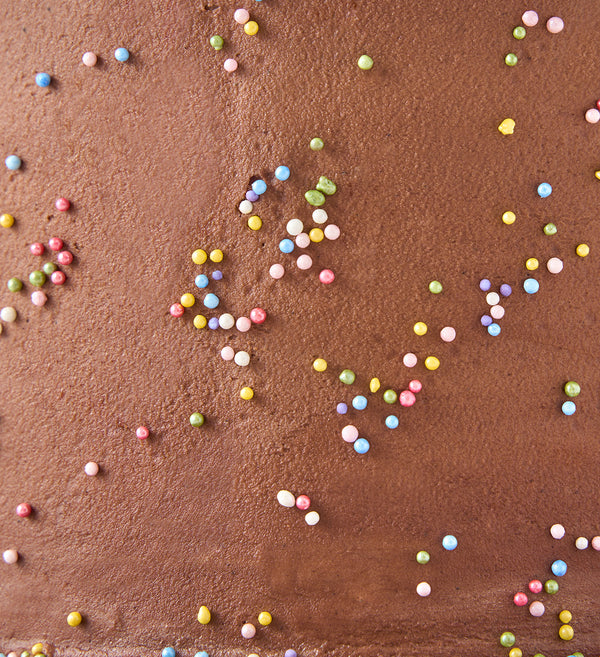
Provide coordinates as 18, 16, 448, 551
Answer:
296, 495, 310, 510
499, 632, 515, 648
522, 10, 538, 26
440, 326, 456, 342
31, 291, 47, 307
336, 403, 348, 415
49, 237, 64, 251
416, 582, 431, 597
442, 534, 457, 550
502, 211, 516, 224
43, 262, 57, 275
84, 461, 99, 476
357, 54, 374, 70
3, 549, 18, 564
30, 242, 45, 255
513, 592, 528, 606
550, 523, 565, 539
559, 609, 573, 623
296, 254, 312, 270
529, 601, 545, 617
545, 579, 559, 594
209, 35, 224, 50
295, 233, 310, 248
55, 197, 71, 211
209, 249, 223, 263
428, 280, 442, 294
287, 219, 303, 236
313, 358, 327, 372
525, 257, 539, 271
181, 293, 195, 308
221, 346, 235, 361
136, 426, 150, 440
339, 369, 356, 385
7, 278, 22, 292
16, 503, 32, 518
277, 490, 296, 507
575, 536, 588, 549
546, 17, 564, 34
369, 378, 380, 393
257, 611, 272, 626
239, 200, 253, 214
558, 624, 574, 641
562, 401, 576, 415
416, 550, 430, 564
310, 137, 324, 151
529, 579, 542, 593
195, 275, 209, 289
312, 209, 328, 224
546, 257, 563, 274
385, 415, 398, 429
234, 8, 250, 23
269, 264, 285, 279
498, 118, 515, 135
240, 386, 254, 400
236, 316, 251, 332
413, 321, 427, 336
305, 511, 320, 525
246, 190, 259, 202
403, 353, 417, 367
479, 278, 491, 292
203, 293, 219, 309
162, 649, 176, 657
353, 438, 370, 454
485, 291, 499, 305
487, 323, 501, 336
82, 51, 97, 66
324, 224, 340, 240
252, 179, 267, 196
352, 395, 367, 410
564, 381, 580, 397
0, 306, 17, 322
499, 284, 512, 297
208, 317, 219, 329
409, 380, 422, 393
5, 155, 21, 170
513, 26, 526, 39
51, 270, 66, 285
305, 190, 325, 206
576, 243, 589, 257
479, 312, 490, 324
244, 20, 259, 34
195, 652, 209, 657
219, 313, 235, 330
537, 182, 552, 198
224, 58, 238, 72
285, 651, 297, 657
36, 72, 51, 87
58, 250, 73, 265
67, 612, 82, 627
309, 228, 324, 242
114, 47, 130, 62
193, 314, 207, 329
31, 644, 45, 655
319, 269, 335, 284
190, 413, 205, 427
212, 270, 223, 281
424, 356, 440, 370
551, 559, 567, 576
505, 53, 518, 66
250, 307, 266, 324
279, 239, 294, 253
490, 305, 504, 320
197, 605, 211, 624
399, 390, 416, 407
241, 623, 256, 639
382, 389, 397, 404
234, 350, 250, 366
275, 166, 290, 181
523, 278, 539, 294
585, 108, 600, 124
316, 177, 337, 197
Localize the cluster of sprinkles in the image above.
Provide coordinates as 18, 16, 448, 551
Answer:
415, 534, 458, 598
209, 6, 264, 72
505, 11, 564, 68
277, 489, 319, 525
479, 279, 511, 336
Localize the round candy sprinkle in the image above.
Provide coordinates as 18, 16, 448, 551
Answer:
529, 601, 545, 617
31, 291, 47, 307
219, 314, 235, 330
385, 415, 399, 429
505, 53, 518, 66
413, 322, 427, 336
3, 549, 18, 564
313, 208, 328, 224
29, 270, 46, 287
369, 377, 380, 393
305, 511, 320, 525
5, 155, 22, 170
403, 353, 417, 367
136, 426, 150, 440
297, 254, 312, 270
269, 264, 284, 279
551, 559, 567, 576
208, 318, 219, 329
575, 536, 588, 550
82, 51, 98, 66
51, 270, 66, 285
190, 413, 205, 427
352, 395, 367, 410
224, 58, 238, 72
49, 237, 64, 251
247, 215, 262, 230
428, 280, 442, 294
58, 250, 73, 265
277, 490, 296, 507
310, 137, 324, 151
209, 249, 223, 263
547, 17, 564, 33
234, 8, 250, 23
313, 358, 327, 372
275, 166, 290, 181
296, 495, 310, 510
324, 224, 340, 240
340, 369, 356, 385
234, 351, 250, 367
544, 579, 559, 594
240, 386, 254, 400
171, 302, 185, 318
547, 257, 563, 274
309, 228, 324, 242
399, 390, 416, 407
42, 262, 57, 275
353, 438, 370, 454
564, 381, 580, 397
537, 182, 552, 198
212, 270, 223, 281
31, 242, 45, 255
195, 652, 209, 657
252, 179, 267, 195
193, 315, 207, 329
416, 550, 430, 564
499, 284, 512, 297
576, 243, 589, 257
409, 380, 422, 393
209, 35, 224, 50
543, 223, 557, 236
416, 582, 431, 597
498, 118, 515, 135
424, 356, 440, 371
499, 632, 515, 648
285, 650, 297, 657
442, 534, 457, 550
221, 346, 234, 361
487, 323, 501, 336
114, 47, 130, 62
286, 219, 303, 236
203, 293, 219, 309
562, 401, 576, 416
250, 307, 266, 324
479, 278, 491, 291
181, 293, 195, 308
513, 26, 526, 39
559, 624, 574, 641
522, 10, 538, 26
84, 461, 99, 476
559, 609, 572, 623
508, 649, 522, 657
523, 278, 539, 294
67, 612, 82, 627
357, 54, 373, 70
295, 233, 310, 248
36, 72, 51, 87
305, 190, 325, 206
258, 611, 272, 625
319, 269, 335, 284
502, 211, 516, 225
592, 536, 600, 550
513, 592, 528, 606
550, 524, 565, 539
525, 257, 539, 271
55, 197, 70, 211
246, 190, 259, 202
529, 579, 543, 594
485, 292, 499, 306
279, 239, 294, 254
0, 306, 17, 322
382, 389, 397, 404
239, 200, 253, 214
195, 275, 209, 289
162, 648, 175, 657
484, 314, 496, 326
490, 305, 504, 320
7, 278, 22, 292
16, 503, 32, 518
337, 402, 348, 414
197, 605, 212, 625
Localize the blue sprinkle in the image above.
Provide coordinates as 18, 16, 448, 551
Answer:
279, 238, 294, 254
275, 165, 290, 181
537, 182, 552, 198
551, 559, 567, 576
523, 278, 539, 294
336, 402, 348, 415
208, 317, 219, 330
480, 314, 492, 327
499, 283, 512, 297
352, 395, 367, 410
562, 401, 576, 416
442, 534, 458, 550
252, 179, 267, 195
5, 155, 22, 170
354, 438, 370, 454
385, 415, 399, 429
162, 648, 176, 657
35, 72, 51, 87
195, 274, 209, 289
212, 270, 223, 281
194, 652, 209, 657
114, 47, 130, 62
487, 322, 501, 336
203, 293, 219, 309
479, 278, 491, 292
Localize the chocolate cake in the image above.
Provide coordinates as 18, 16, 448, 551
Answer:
2, 1, 600, 656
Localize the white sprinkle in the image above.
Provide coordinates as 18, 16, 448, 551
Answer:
485, 292, 499, 306
269, 264, 285, 280
550, 523, 565, 539
575, 536, 589, 550
277, 490, 296, 508
312, 208, 328, 224
219, 313, 235, 329
324, 224, 340, 240
585, 108, 600, 124
234, 350, 250, 367
305, 511, 320, 526
0, 307, 17, 323
220, 346, 235, 361
2, 549, 19, 564
238, 200, 253, 215
84, 461, 99, 476
416, 581, 431, 597
236, 316, 251, 332
547, 257, 563, 274
286, 219, 303, 236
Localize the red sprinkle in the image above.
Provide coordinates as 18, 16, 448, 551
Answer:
48, 237, 64, 251
250, 307, 267, 324
55, 197, 71, 212
596, 99, 600, 111
528, 579, 543, 593
30, 242, 45, 256
319, 269, 335, 284
136, 426, 150, 440
51, 270, 66, 285
399, 390, 416, 407
16, 503, 32, 518
57, 250, 73, 265
170, 303, 185, 318
408, 379, 422, 393
513, 592, 528, 606
296, 495, 311, 510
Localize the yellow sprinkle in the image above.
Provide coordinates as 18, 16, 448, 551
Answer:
424, 356, 440, 371
576, 243, 589, 257
525, 257, 539, 271
244, 20, 259, 35
595, 170, 600, 180
508, 649, 522, 657
67, 612, 82, 627
413, 322, 428, 336
313, 358, 327, 372
502, 211, 516, 225
369, 377, 380, 393
559, 609, 572, 623
498, 118, 515, 135
248, 215, 262, 231
0, 213, 15, 228
180, 293, 195, 308
192, 249, 207, 265
193, 314, 207, 329
31, 644, 44, 655
258, 611, 272, 625
197, 605, 211, 624
309, 228, 324, 242
559, 624, 574, 641
240, 386, 254, 400
209, 249, 223, 263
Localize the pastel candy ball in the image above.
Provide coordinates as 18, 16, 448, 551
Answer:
546, 16, 564, 33
5, 155, 22, 170
279, 239, 294, 253
547, 257, 563, 274
3, 549, 19, 564
252, 179, 267, 195
513, 592, 528, 606
399, 390, 416, 407
486, 292, 499, 305
319, 269, 335, 284
522, 10, 539, 26
479, 278, 491, 291
236, 316, 251, 332
219, 313, 235, 329
84, 461, 99, 476
285, 651, 297, 657
385, 415, 399, 429
575, 536, 588, 550
403, 353, 417, 367
585, 108, 600, 124
529, 601, 545, 617
500, 632, 515, 647
324, 224, 340, 240
221, 346, 235, 361
286, 219, 303, 235
277, 490, 295, 508
352, 395, 367, 410
336, 403, 348, 414
442, 534, 458, 550
523, 278, 539, 294
353, 438, 370, 454
0, 306, 17, 322
275, 166, 290, 181
224, 58, 238, 72
416, 581, 431, 597
295, 233, 310, 248
537, 182, 552, 198
313, 209, 328, 224
416, 550, 430, 564
269, 264, 285, 279
67, 612, 83, 627
234, 8, 250, 23
82, 51, 97, 67
562, 401, 576, 416
114, 47, 130, 61
203, 293, 219, 309
239, 200, 253, 214
234, 351, 250, 367
550, 523, 565, 539
551, 559, 567, 577
197, 606, 211, 624
529, 579, 543, 593
490, 305, 504, 320
592, 536, 600, 550
440, 326, 456, 342
341, 425, 359, 442
305, 511, 320, 525
31, 290, 48, 307
296, 254, 312, 270
35, 72, 51, 87
357, 54, 373, 70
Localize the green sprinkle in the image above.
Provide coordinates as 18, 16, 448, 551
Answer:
383, 389, 397, 404
513, 26, 526, 39
310, 137, 324, 151
357, 54, 373, 70
544, 579, 559, 594
189, 412, 205, 428
339, 369, 355, 385
29, 270, 46, 287
416, 550, 430, 564
315, 176, 337, 196
499, 632, 515, 648
564, 381, 581, 398
209, 35, 224, 50
42, 261, 58, 275
533, 654, 546, 657
305, 190, 326, 206
7, 277, 22, 292
428, 280, 443, 294
505, 53, 518, 67
543, 222, 557, 236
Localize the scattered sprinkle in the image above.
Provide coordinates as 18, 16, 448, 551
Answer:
277, 490, 296, 507
209, 34, 224, 49
505, 53, 518, 67
5, 155, 22, 170
502, 211, 516, 224
197, 605, 211, 624
440, 326, 456, 342
529, 601, 545, 617
67, 612, 83, 627
241, 623, 256, 639
240, 386, 254, 400
546, 17, 564, 34
257, 611, 272, 625
84, 461, 99, 476
190, 413, 205, 427
310, 137, 324, 151
82, 51, 98, 67
2, 549, 19, 564
498, 118, 515, 135
114, 47, 130, 62
442, 534, 457, 551
357, 54, 374, 70
224, 58, 238, 72
416, 581, 431, 597
576, 243, 589, 257
522, 10, 538, 27
537, 182, 552, 198
305, 510, 320, 525
35, 72, 51, 87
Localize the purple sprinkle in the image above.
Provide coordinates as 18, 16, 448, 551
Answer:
500, 283, 512, 297
246, 190, 259, 202
479, 278, 491, 292
480, 314, 492, 327
284, 651, 297, 657
336, 402, 348, 415
208, 317, 219, 330
212, 270, 223, 281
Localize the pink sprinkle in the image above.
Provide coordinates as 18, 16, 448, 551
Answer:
233, 8, 250, 24
324, 224, 340, 240
529, 601, 545, 617
585, 108, 600, 124
58, 250, 73, 265
48, 237, 63, 251
439, 326, 456, 342
30, 242, 44, 256
16, 503, 32, 518
55, 197, 71, 211
82, 51, 98, 67
408, 379, 422, 393
296, 254, 312, 270
399, 390, 416, 407
513, 592, 528, 606
236, 316, 251, 332
224, 58, 238, 72
31, 291, 47, 307
51, 270, 66, 285
221, 346, 235, 361
170, 303, 185, 318
490, 305, 504, 320
592, 536, 600, 551
319, 269, 335, 284
84, 461, 99, 476
136, 426, 150, 440
522, 10, 539, 27
269, 263, 285, 279
528, 579, 543, 593
296, 494, 311, 510
341, 425, 359, 443
241, 623, 256, 639
546, 16, 564, 33
403, 353, 417, 368
295, 232, 310, 248
250, 307, 267, 324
